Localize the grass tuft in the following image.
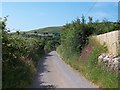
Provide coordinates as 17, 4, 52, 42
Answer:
57, 36, 118, 88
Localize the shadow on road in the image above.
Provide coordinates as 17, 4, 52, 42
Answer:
30, 52, 56, 88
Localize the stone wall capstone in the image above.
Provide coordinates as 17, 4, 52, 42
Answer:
95, 30, 120, 56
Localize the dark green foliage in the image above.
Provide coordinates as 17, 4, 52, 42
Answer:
44, 33, 60, 52
60, 16, 120, 54
16, 31, 20, 35
34, 31, 37, 34
92, 19, 120, 35
61, 17, 94, 53
112, 22, 120, 30
2, 35, 44, 88
2, 17, 45, 88
57, 16, 119, 88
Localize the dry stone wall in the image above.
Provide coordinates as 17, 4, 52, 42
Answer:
98, 54, 120, 73
95, 30, 120, 73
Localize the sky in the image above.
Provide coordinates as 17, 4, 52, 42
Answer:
1, 2, 118, 32
1, 0, 120, 2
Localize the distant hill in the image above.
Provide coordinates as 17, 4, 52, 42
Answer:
27, 26, 63, 34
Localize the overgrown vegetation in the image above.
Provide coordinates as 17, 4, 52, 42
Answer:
0, 18, 2, 89
57, 37, 118, 88
57, 16, 119, 88
1, 16, 61, 88
2, 17, 45, 88
1, 14, 119, 88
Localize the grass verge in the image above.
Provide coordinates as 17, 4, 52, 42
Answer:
57, 36, 118, 88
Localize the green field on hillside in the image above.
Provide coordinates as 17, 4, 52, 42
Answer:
27, 26, 63, 34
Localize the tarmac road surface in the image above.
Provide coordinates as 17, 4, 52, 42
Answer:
31, 51, 98, 88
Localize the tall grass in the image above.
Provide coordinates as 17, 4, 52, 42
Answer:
57, 37, 118, 88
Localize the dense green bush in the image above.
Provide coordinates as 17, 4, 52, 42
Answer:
2, 35, 45, 88
44, 39, 60, 52
60, 16, 120, 54
2, 17, 45, 88
57, 16, 119, 88
92, 19, 120, 35
61, 16, 94, 53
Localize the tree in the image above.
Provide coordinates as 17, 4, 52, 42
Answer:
16, 31, 20, 35
34, 31, 37, 34
23, 32, 26, 35
88, 16, 92, 24
81, 15, 85, 24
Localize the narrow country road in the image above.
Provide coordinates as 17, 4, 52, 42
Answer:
31, 51, 98, 88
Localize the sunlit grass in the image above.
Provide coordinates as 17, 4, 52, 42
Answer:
57, 37, 119, 88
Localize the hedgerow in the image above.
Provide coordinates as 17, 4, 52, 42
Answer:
57, 15, 120, 88
2, 17, 44, 88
